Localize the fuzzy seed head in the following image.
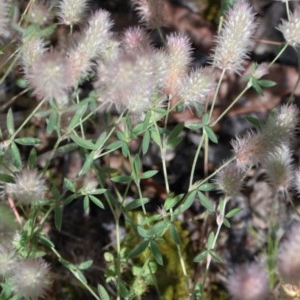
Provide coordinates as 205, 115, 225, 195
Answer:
227, 263, 269, 300
278, 8, 300, 48
131, 0, 167, 28
9, 257, 52, 300
26, 50, 72, 101
58, 0, 89, 26
212, 0, 257, 73
20, 37, 46, 77
95, 51, 167, 117
0, 0, 11, 40
274, 104, 299, 140
216, 162, 246, 197
278, 222, 300, 285
6, 169, 47, 205
122, 26, 152, 54
68, 9, 113, 86
177, 68, 215, 110
28, 2, 52, 25
164, 33, 192, 96
0, 243, 16, 276
264, 145, 293, 191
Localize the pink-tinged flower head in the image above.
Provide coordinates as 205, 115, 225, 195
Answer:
131, 0, 167, 28
95, 51, 167, 117
6, 169, 47, 205
277, 222, 300, 285
215, 162, 246, 197
20, 36, 46, 77
26, 49, 72, 102
122, 26, 152, 54
164, 33, 192, 96
278, 8, 300, 48
28, 2, 52, 25
177, 68, 215, 110
212, 0, 257, 73
263, 145, 293, 192
0, 0, 11, 40
9, 257, 52, 300
0, 243, 16, 276
58, 0, 89, 26
67, 9, 113, 86
227, 263, 269, 300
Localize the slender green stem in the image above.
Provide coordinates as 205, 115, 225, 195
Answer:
190, 156, 235, 192
209, 68, 226, 120
269, 43, 289, 67
189, 132, 205, 189
9, 98, 47, 142
51, 247, 101, 300
211, 84, 251, 127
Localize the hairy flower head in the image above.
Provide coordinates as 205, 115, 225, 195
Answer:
28, 2, 52, 25
67, 9, 113, 86
277, 222, 300, 285
95, 51, 167, 117
8, 257, 52, 300
212, 0, 257, 73
164, 33, 192, 96
58, 0, 89, 26
122, 26, 152, 54
177, 68, 215, 110
20, 36, 46, 77
263, 145, 293, 192
278, 8, 300, 48
0, 243, 16, 276
0, 0, 11, 40
131, 0, 167, 28
227, 263, 269, 300
6, 169, 47, 205
216, 162, 246, 197
26, 49, 72, 102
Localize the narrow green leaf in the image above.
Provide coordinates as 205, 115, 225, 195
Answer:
72, 268, 87, 284
38, 234, 55, 248
83, 196, 90, 213
15, 137, 41, 146
46, 110, 58, 133
68, 103, 88, 131
57, 143, 78, 154
142, 130, 150, 155
54, 204, 62, 231
140, 170, 158, 179
98, 284, 110, 300
79, 152, 95, 176
111, 175, 132, 184
78, 260, 93, 270
137, 226, 150, 239
128, 240, 149, 258
10, 142, 21, 168
151, 128, 161, 146
125, 198, 149, 211
225, 207, 243, 218
184, 121, 202, 131
169, 224, 181, 245
193, 250, 208, 262
167, 123, 184, 148
164, 193, 184, 211
174, 190, 197, 215
6, 108, 14, 135
148, 221, 167, 237
132, 155, 141, 180
203, 125, 218, 143
198, 183, 215, 192
150, 241, 163, 265
198, 191, 215, 212
28, 148, 37, 168
119, 282, 130, 298
70, 134, 96, 150
89, 195, 105, 209
258, 79, 276, 87
209, 250, 223, 263
207, 232, 215, 249
106, 140, 123, 151
95, 132, 107, 150
64, 178, 76, 192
